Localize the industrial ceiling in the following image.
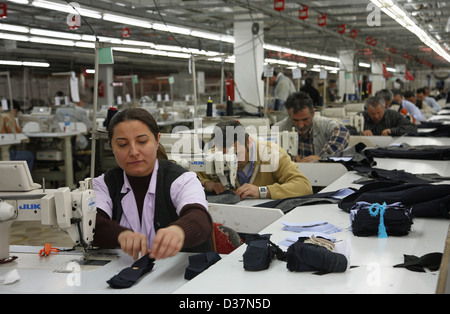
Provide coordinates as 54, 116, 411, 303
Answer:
1, 0, 449, 77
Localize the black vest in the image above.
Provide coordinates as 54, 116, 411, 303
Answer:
103, 159, 212, 252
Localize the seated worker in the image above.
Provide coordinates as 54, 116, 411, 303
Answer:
392, 90, 426, 123
417, 87, 441, 113
362, 96, 417, 136
0, 101, 34, 172
375, 89, 394, 108
274, 91, 350, 163
261, 70, 296, 111
92, 108, 212, 260
197, 120, 312, 200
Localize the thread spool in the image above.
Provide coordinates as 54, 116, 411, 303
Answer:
206, 98, 213, 117
104, 107, 118, 130
226, 97, 233, 116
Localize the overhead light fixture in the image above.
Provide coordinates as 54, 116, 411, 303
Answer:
152, 23, 191, 36
31, 0, 102, 19
370, 0, 450, 63
359, 62, 371, 68
264, 44, 340, 63
0, 33, 29, 41
30, 28, 82, 40
0, 24, 29, 33
29, 36, 74, 46
103, 13, 152, 28
0, 60, 49, 67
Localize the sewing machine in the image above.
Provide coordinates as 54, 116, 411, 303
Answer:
0, 161, 96, 261
160, 133, 237, 188
18, 113, 62, 133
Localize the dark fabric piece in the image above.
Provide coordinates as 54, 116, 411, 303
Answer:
107, 254, 155, 289
338, 182, 450, 219
321, 142, 376, 170
286, 240, 347, 273
412, 123, 450, 137
350, 202, 413, 237
206, 190, 241, 204
352, 166, 442, 185
184, 251, 221, 280
393, 253, 443, 272
255, 189, 352, 214
364, 143, 450, 160
242, 234, 286, 271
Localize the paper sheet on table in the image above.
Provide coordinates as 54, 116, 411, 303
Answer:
281, 221, 342, 234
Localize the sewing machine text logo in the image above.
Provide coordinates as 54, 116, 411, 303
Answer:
19, 203, 40, 210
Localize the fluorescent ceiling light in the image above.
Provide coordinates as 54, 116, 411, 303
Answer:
0, 24, 29, 33
0, 60, 49, 67
23, 61, 50, 67
264, 44, 340, 63
371, 0, 450, 63
32, 0, 102, 19
103, 13, 152, 28
30, 28, 82, 40
0, 33, 29, 41
152, 23, 191, 36
29, 36, 75, 46
0, 60, 23, 66
359, 62, 371, 68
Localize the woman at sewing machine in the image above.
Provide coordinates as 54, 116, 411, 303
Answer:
92, 108, 212, 260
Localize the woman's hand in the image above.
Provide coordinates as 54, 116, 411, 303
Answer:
149, 225, 185, 260
118, 230, 149, 260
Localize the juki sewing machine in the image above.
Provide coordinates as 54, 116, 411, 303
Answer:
0, 161, 96, 261
159, 132, 238, 189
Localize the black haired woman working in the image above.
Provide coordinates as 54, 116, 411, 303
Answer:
92, 108, 212, 260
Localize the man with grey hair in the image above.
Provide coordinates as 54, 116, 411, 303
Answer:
362, 96, 417, 136
375, 89, 394, 108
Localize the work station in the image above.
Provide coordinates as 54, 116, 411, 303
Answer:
0, 0, 449, 298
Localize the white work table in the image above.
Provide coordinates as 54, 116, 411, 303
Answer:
174, 201, 448, 294
0, 246, 195, 294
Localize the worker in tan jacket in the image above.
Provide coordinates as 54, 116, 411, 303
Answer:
196, 120, 312, 200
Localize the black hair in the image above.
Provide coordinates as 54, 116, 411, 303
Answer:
107, 107, 167, 160
404, 90, 415, 99
285, 91, 314, 114
210, 119, 249, 150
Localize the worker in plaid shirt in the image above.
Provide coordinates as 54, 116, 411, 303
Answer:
275, 91, 350, 162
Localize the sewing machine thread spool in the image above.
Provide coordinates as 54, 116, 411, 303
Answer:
226, 97, 233, 116
104, 107, 118, 130
206, 98, 213, 117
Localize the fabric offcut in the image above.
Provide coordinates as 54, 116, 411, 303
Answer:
184, 251, 221, 280
394, 252, 443, 272
107, 254, 155, 289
